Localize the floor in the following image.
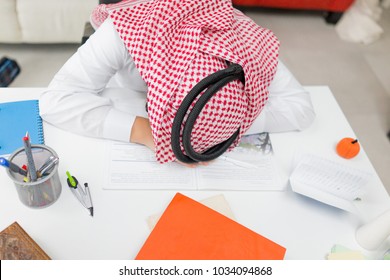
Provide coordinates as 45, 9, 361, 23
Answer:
1, 7, 389, 195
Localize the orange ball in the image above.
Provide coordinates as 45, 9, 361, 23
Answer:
336, 137, 360, 159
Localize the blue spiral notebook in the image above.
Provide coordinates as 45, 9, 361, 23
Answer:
0, 100, 44, 155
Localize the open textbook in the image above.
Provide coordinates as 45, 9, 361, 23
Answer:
289, 154, 372, 213
104, 133, 283, 191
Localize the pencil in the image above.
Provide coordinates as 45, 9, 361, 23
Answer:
23, 132, 37, 182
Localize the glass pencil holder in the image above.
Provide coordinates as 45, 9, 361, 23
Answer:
6, 144, 61, 209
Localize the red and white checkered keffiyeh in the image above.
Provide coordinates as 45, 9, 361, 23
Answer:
91, 0, 279, 163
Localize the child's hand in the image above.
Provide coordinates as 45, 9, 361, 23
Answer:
130, 117, 155, 151
130, 117, 212, 168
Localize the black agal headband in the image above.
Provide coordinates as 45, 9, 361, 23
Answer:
171, 63, 245, 163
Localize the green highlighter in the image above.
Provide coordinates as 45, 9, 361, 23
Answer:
66, 171, 94, 217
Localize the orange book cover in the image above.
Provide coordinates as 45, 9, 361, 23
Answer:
136, 193, 286, 260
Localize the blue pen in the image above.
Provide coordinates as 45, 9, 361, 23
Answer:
0, 157, 28, 176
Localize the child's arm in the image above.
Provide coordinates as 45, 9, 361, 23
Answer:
130, 117, 155, 151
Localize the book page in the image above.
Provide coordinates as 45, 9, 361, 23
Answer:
196, 155, 282, 190
104, 142, 195, 190
289, 154, 372, 213
104, 133, 283, 191
196, 133, 282, 190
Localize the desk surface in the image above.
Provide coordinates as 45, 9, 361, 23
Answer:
1, 86, 389, 260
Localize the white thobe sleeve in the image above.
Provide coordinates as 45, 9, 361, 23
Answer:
245, 61, 316, 134
39, 18, 141, 142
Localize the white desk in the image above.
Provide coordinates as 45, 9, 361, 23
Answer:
1, 86, 389, 260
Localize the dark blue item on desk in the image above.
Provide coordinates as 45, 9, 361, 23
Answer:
0, 57, 21, 87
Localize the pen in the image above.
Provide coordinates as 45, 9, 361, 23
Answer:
84, 183, 94, 217
0, 157, 28, 176
37, 156, 59, 178
219, 156, 259, 169
66, 171, 94, 217
23, 132, 38, 182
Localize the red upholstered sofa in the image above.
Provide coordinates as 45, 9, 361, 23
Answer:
232, 0, 355, 23
98, 1, 355, 25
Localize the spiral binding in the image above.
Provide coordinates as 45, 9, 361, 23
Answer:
35, 100, 45, 144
